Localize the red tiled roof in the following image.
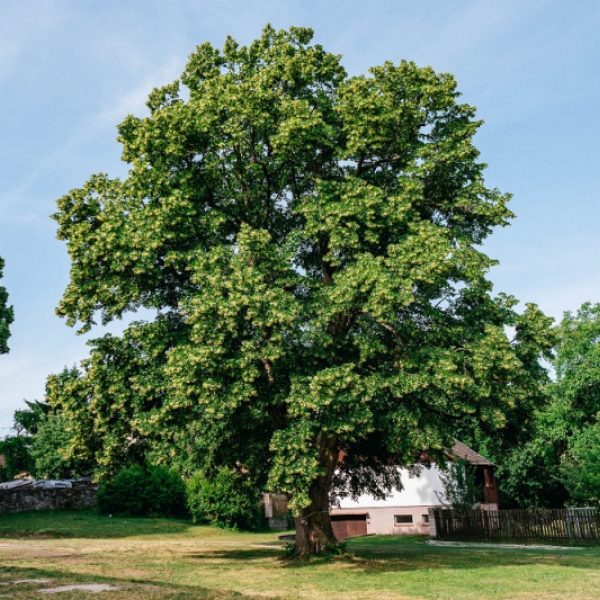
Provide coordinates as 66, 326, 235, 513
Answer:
446, 440, 495, 467
338, 441, 495, 467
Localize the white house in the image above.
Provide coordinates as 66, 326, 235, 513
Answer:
330, 441, 498, 539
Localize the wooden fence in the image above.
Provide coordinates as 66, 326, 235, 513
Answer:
430, 507, 600, 546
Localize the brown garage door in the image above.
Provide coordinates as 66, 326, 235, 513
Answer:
331, 514, 368, 540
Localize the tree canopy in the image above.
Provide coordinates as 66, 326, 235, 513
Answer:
552, 303, 600, 435
52, 26, 553, 554
0, 254, 13, 354
497, 302, 600, 508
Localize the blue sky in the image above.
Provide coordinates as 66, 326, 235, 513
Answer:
0, 0, 599, 433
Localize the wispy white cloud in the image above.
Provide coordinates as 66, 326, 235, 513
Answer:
0, 55, 182, 225
0, 343, 85, 437
97, 57, 183, 126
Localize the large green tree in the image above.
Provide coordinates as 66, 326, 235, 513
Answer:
477, 303, 600, 509
551, 303, 600, 437
53, 26, 552, 554
513, 303, 600, 508
0, 255, 13, 354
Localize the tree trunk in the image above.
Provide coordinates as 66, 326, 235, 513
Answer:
293, 439, 340, 556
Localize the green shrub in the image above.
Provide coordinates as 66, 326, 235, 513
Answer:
97, 465, 187, 518
186, 468, 264, 531
0, 435, 34, 481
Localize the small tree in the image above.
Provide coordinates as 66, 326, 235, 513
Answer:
436, 459, 478, 511
13, 400, 50, 436
0, 436, 33, 481
0, 400, 46, 482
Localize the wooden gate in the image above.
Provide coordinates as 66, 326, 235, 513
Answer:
331, 513, 368, 540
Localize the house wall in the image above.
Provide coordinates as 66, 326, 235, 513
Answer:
335, 465, 446, 509
331, 465, 446, 536
331, 505, 433, 535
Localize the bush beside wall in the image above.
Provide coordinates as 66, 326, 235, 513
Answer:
187, 468, 265, 531
96, 465, 187, 518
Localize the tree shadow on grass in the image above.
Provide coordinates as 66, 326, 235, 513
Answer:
186, 547, 283, 561
342, 537, 600, 574
0, 564, 262, 599
182, 538, 599, 577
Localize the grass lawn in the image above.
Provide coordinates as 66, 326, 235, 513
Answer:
1, 511, 600, 599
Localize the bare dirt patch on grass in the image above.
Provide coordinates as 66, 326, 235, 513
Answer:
39, 583, 120, 593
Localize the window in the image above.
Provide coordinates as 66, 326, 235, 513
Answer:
421, 514, 430, 525
394, 514, 413, 525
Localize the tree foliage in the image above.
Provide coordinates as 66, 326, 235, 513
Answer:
483, 303, 600, 509
0, 255, 13, 354
0, 385, 94, 481
30, 410, 96, 479
551, 303, 600, 434
435, 458, 478, 511
24, 366, 96, 479
539, 303, 600, 506
0, 400, 46, 482
52, 26, 553, 554
561, 423, 600, 505
13, 400, 51, 436
0, 435, 33, 481
552, 305, 600, 506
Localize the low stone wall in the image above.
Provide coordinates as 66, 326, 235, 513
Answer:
0, 481, 98, 514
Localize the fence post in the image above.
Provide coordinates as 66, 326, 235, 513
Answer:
428, 508, 437, 539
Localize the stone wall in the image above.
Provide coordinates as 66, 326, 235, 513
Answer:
0, 481, 98, 514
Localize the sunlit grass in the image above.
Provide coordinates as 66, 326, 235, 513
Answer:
1, 510, 600, 599
0, 509, 212, 539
